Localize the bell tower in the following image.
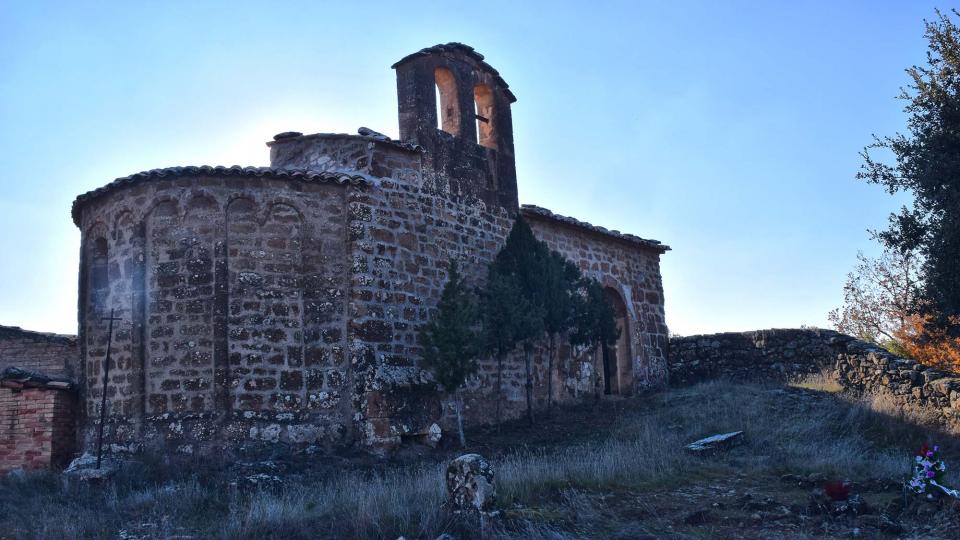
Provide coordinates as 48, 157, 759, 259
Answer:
393, 43, 518, 211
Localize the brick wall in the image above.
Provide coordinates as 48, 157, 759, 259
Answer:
0, 387, 76, 473
0, 326, 79, 379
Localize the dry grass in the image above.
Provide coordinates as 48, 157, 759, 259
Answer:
789, 369, 844, 393
0, 379, 955, 539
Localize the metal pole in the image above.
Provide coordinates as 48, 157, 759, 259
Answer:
96, 308, 120, 470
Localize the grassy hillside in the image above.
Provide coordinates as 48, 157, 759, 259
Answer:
1, 378, 958, 539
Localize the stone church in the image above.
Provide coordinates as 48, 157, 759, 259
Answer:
35, 43, 670, 455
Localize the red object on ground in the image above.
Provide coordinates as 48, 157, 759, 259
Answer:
823, 480, 851, 501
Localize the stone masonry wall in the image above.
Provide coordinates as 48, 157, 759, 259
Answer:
75, 169, 357, 454
0, 326, 79, 380
669, 329, 960, 428
271, 134, 519, 445
0, 387, 76, 473
73, 152, 673, 452
270, 134, 672, 446
526, 212, 670, 394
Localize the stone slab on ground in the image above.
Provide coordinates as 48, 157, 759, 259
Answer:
685, 431, 744, 454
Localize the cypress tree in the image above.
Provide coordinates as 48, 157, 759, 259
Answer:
481, 266, 539, 428
420, 260, 482, 447
542, 251, 582, 410
486, 215, 547, 426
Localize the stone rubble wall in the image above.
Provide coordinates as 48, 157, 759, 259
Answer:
73, 137, 673, 452
75, 172, 355, 453
270, 134, 512, 445
669, 329, 960, 427
668, 328, 846, 385
269, 134, 672, 445
0, 326, 79, 380
527, 215, 669, 393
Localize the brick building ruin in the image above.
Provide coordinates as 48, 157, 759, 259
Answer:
59, 43, 670, 455
0, 327, 78, 472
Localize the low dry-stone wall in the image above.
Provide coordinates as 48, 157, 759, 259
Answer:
668, 328, 847, 385
669, 329, 960, 427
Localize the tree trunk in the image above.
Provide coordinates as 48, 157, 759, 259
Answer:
455, 390, 466, 448
593, 343, 602, 403
524, 345, 534, 426
547, 334, 555, 412
496, 354, 503, 431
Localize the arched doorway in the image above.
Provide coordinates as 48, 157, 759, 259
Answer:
601, 288, 632, 396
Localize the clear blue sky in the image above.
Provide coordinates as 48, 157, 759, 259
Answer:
0, 0, 931, 335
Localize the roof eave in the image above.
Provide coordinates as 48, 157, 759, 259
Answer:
71, 165, 370, 227
520, 204, 670, 254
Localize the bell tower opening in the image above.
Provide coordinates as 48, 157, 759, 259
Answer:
393, 42, 519, 211
434, 67, 460, 135
474, 84, 496, 149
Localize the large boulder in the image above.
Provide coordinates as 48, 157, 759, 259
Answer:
446, 453, 495, 513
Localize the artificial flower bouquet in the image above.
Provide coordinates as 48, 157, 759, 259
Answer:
909, 443, 948, 496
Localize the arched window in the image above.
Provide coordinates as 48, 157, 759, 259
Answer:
88, 236, 109, 312
90, 237, 109, 292
434, 68, 460, 135
474, 84, 497, 149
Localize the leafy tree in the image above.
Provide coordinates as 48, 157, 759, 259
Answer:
420, 260, 482, 447
830, 248, 960, 370
859, 9, 960, 331
571, 277, 620, 401
541, 251, 582, 410
828, 249, 922, 353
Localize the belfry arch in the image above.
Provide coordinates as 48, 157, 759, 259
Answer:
434, 67, 460, 135
601, 287, 633, 396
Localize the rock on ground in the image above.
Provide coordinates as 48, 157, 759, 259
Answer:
446, 453, 495, 512
64, 452, 118, 482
